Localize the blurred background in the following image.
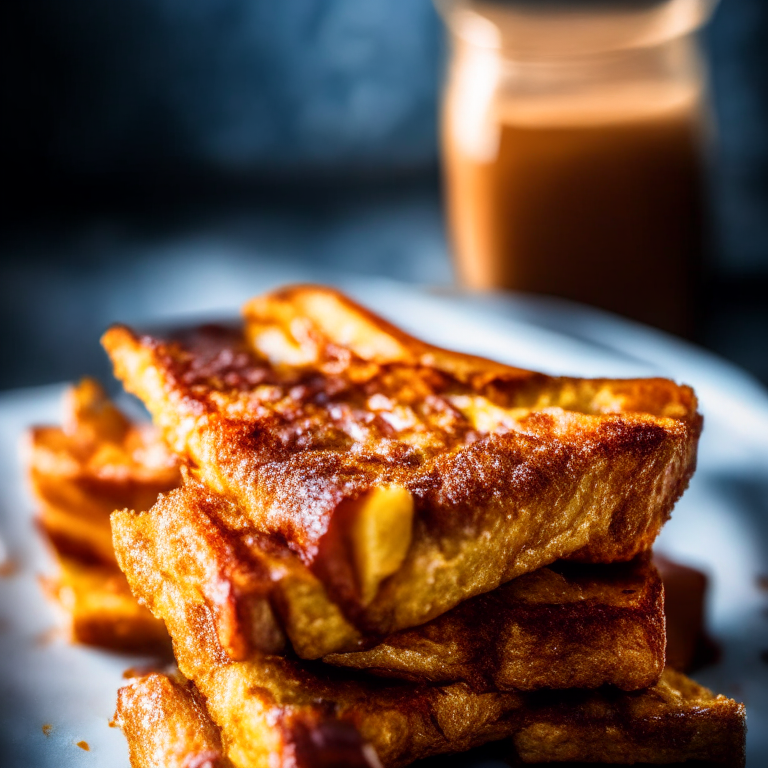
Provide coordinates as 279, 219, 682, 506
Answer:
1, 0, 766, 390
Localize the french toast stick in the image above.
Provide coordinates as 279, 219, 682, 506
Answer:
116, 642, 745, 768
42, 555, 169, 653
28, 379, 179, 565
113, 481, 665, 688
28, 382, 665, 676
324, 557, 665, 690
28, 380, 175, 650
116, 671, 233, 768
103, 286, 701, 640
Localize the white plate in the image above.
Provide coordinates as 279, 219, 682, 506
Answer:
1, 279, 766, 766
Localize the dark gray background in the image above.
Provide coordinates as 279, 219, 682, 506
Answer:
1, 0, 766, 390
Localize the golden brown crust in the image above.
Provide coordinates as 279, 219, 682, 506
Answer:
116, 672, 232, 768
116, 635, 745, 768
103, 286, 701, 637
27, 379, 180, 565
197, 647, 745, 768
42, 556, 169, 654
113, 481, 664, 687
27, 380, 177, 652
510, 668, 746, 766
326, 557, 665, 691
112, 483, 290, 661
117, 671, 381, 768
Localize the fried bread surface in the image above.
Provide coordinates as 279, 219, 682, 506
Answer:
116, 671, 232, 768
42, 556, 169, 653
116, 642, 744, 768
116, 521, 744, 767
325, 557, 665, 690
28, 380, 176, 650
103, 286, 701, 637
113, 481, 664, 686
28, 379, 179, 565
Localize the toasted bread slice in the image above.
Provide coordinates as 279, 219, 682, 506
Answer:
509, 667, 745, 766
27, 379, 180, 565
116, 609, 744, 768
27, 380, 176, 651
166, 583, 745, 768
116, 671, 233, 768
325, 556, 665, 691
37, 503, 117, 564
29, 381, 667, 675
42, 555, 168, 653
116, 669, 377, 768
116, 669, 746, 768
103, 286, 700, 637
113, 481, 664, 688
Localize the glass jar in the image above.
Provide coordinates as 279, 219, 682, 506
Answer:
436, 0, 717, 336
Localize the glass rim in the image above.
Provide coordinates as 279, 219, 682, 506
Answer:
434, 0, 718, 58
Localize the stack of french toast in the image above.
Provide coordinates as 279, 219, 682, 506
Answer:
27, 286, 746, 767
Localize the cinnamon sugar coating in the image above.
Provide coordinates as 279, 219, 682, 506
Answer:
104, 286, 701, 638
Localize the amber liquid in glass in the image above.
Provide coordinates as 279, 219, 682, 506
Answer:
444, 89, 705, 336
